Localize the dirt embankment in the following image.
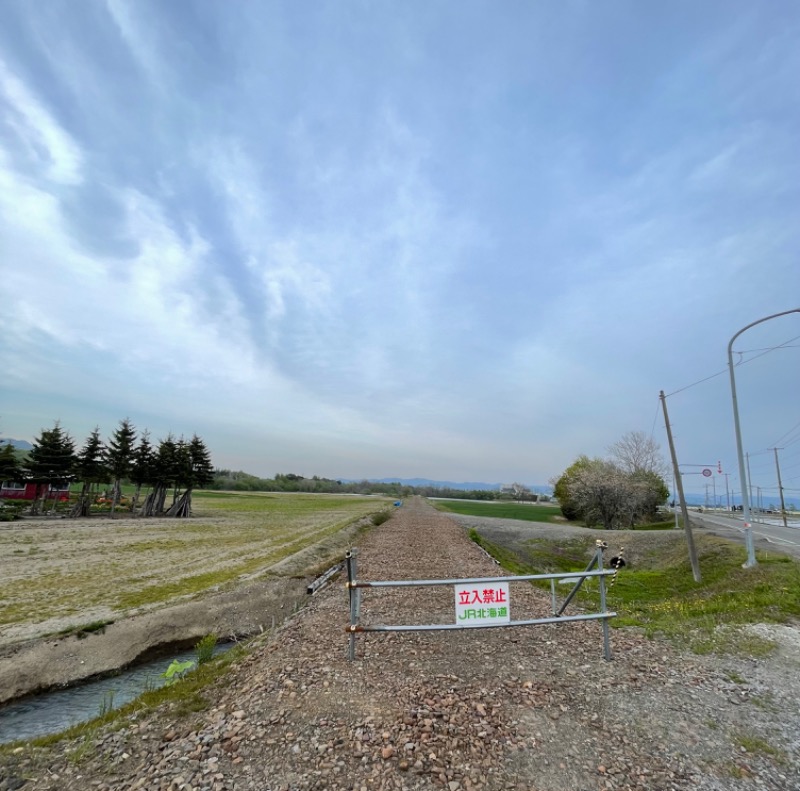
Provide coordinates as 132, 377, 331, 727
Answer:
2, 497, 798, 791
0, 576, 309, 704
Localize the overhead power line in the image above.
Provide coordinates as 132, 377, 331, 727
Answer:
666, 333, 800, 398
737, 345, 800, 352
772, 419, 800, 448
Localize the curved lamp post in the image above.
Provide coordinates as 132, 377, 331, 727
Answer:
728, 308, 800, 568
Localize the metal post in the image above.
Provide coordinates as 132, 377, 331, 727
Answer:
597, 547, 611, 661
346, 549, 359, 660
550, 578, 556, 616
728, 309, 800, 567
724, 473, 730, 513
746, 453, 754, 520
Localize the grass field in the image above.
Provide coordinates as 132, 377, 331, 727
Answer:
432, 500, 562, 522
470, 528, 800, 654
0, 492, 389, 643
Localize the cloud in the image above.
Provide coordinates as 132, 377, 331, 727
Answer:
104, 0, 162, 84
0, 58, 83, 184
194, 106, 480, 414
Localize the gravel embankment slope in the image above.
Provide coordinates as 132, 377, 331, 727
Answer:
2, 498, 798, 791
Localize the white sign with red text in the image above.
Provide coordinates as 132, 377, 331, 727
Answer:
454, 582, 510, 626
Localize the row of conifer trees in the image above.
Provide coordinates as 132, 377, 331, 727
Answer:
0, 419, 213, 518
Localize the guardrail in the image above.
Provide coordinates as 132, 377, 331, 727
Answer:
344, 541, 617, 661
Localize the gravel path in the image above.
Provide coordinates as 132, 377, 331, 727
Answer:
2, 498, 798, 791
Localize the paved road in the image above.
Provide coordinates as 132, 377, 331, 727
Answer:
689, 510, 800, 560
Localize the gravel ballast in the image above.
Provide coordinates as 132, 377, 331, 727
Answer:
2, 497, 798, 791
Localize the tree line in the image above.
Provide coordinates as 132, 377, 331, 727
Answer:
551, 431, 670, 529
208, 470, 550, 501
0, 419, 213, 518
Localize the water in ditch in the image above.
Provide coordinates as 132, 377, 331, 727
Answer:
0, 642, 233, 745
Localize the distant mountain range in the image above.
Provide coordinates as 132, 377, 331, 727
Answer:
343, 477, 552, 493
0, 437, 32, 450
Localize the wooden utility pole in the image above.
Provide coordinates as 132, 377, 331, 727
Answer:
660, 390, 701, 582
771, 448, 789, 529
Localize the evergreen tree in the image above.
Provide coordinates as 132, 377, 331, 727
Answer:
71, 427, 108, 517
189, 435, 214, 489
172, 437, 193, 505
130, 431, 155, 515
0, 442, 23, 485
142, 435, 178, 517
26, 422, 76, 514
105, 418, 137, 514
166, 435, 214, 517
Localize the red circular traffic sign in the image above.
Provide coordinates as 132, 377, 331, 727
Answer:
702, 468, 712, 477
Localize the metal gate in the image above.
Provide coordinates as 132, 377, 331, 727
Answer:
344, 541, 617, 661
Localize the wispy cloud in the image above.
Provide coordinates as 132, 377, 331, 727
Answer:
0, 58, 83, 184
104, 0, 162, 85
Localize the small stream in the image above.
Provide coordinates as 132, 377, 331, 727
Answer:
0, 643, 233, 744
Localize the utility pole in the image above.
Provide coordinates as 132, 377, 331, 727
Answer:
723, 473, 730, 511
771, 448, 789, 529
746, 452, 755, 520
672, 477, 679, 530
660, 390, 701, 582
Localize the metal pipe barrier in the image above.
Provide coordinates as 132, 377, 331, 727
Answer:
344, 543, 616, 661
307, 562, 344, 595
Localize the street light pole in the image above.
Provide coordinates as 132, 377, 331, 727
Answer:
728, 308, 800, 568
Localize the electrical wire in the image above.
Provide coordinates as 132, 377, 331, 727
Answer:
665, 333, 800, 398
734, 333, 800, 365
650, 398, 660, 441
772, 419, 800, 448
736, 345, 800, 353
665, 367, 729, 397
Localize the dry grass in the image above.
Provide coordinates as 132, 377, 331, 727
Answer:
0, 492, 388, 644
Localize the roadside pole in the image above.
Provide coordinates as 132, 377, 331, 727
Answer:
728, 308, 800, 568
746, 453, 755, 523
772, 448, 789, 529
660, 390, 701, 582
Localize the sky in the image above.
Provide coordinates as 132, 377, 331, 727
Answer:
1, 1, 798, 498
